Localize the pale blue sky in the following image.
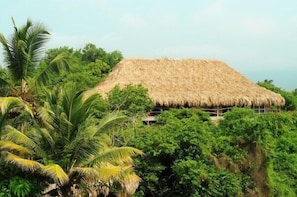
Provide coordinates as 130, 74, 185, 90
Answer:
1, 0, 296, 90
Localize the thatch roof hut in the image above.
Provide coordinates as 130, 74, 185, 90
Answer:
95, 58, 285, 109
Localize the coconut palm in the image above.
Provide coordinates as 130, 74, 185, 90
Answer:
0, 18, 70, 98
0, 84, 142, 196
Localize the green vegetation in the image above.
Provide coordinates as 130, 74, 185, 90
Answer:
0, 19, 139, 197
258, 80, 297, 111
0, 19, 297, 197
116, 108, 297, 197
37, 44, 123, 91
0, 18, 71, 100
108, 84, 154, 116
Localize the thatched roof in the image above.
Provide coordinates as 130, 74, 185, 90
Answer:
95, 58, 285, 107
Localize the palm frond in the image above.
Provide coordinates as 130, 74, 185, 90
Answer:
0, 78, 12, 95
23, 127, 55, 160
0, 97, 33, 117
95, 164, 128, 182
0, 34, 14, 68
35, 54, 71, 87
95, 112, 127, 136
60, 84, 83, 130
89, 147, 143, 166
37, 128, 55, 151
3, 125, 46, 158
37, 100, 72, 138
37, 103, 55, 130
65, 125, 97, 150
81, 89, 98, 102
70, 167, 99, 181
119, 172, 141, 195
0, 140, 33, 155
8, 20, 31, 81
3, 151, 42, 172
96, 165, 141, 195
25, 22, 50, 64
42, 164, 69, 186
64, 133, 109, 167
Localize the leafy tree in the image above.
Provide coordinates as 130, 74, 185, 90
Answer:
0, 84, 142, 196
102, 50, 123, 68
258, 80, 297, 111
107, 84, 154, 116
81, 43, 123, 68
61, 59, 111, 90
82, 43, 106, 63
41, 46, 81, 66
35, 44, 122, 91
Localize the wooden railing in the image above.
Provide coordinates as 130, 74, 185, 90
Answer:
143, 106, 274, 124
200, 106, 233, 117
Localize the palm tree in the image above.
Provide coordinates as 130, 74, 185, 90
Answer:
0, 84, 142, 196
0, 18, 70, 98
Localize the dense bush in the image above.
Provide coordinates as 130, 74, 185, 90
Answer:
220, 109, 297, 196
126, 108, 249, 196
261, 112, 297, 196
117, 108, 297, 197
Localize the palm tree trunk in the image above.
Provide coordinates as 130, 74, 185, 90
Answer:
20, 78, 27, 133
21, 79, 26, 98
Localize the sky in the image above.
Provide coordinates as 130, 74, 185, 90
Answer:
1, 0, 296, 90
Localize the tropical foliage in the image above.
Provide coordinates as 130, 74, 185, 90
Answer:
115, 108, 297, 197
0, 19, 140, 197
0, 84, 143, 196
1, 18, 297, 197
125, 109, 245, 196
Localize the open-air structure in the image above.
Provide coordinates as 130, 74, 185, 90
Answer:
95, 58, 285, 119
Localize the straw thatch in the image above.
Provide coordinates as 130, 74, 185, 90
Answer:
95, 58, 285, 107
